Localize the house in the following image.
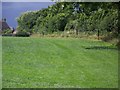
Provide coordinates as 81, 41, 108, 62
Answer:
0, 18, 14, 35
0, 18, 10, 31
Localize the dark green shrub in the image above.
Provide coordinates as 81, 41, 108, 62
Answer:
15, 30, 30, 37
2, 29, 13, 36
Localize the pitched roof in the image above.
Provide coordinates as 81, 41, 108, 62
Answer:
0, 20, 10, 30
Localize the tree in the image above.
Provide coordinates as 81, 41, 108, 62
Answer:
17, 2, 118, 42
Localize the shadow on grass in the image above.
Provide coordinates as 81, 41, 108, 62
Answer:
85, 46, 118, 50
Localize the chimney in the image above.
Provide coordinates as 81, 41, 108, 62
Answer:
2, 18, 6, 22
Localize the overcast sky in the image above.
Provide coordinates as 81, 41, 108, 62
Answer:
2, 2, 55, 28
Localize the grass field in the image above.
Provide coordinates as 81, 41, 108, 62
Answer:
2, 37, 118, 88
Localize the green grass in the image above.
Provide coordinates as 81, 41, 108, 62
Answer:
2, 37, 118, 88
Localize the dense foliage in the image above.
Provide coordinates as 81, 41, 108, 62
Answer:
17, 2, 119, 41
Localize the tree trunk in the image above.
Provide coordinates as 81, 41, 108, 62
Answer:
76, 29, 79, 35
98, 29, 100, 40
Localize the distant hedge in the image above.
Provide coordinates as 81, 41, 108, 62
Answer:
14, 30, 30, 37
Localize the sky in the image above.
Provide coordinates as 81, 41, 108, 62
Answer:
0, 3, 1, 19
2, 0, 55, 2
2, 2, 55, 28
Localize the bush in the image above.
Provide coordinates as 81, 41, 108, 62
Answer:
15, 30, 30, 37
2, 29, 13, 36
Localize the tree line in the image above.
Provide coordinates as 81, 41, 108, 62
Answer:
16, 2, 119, 42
